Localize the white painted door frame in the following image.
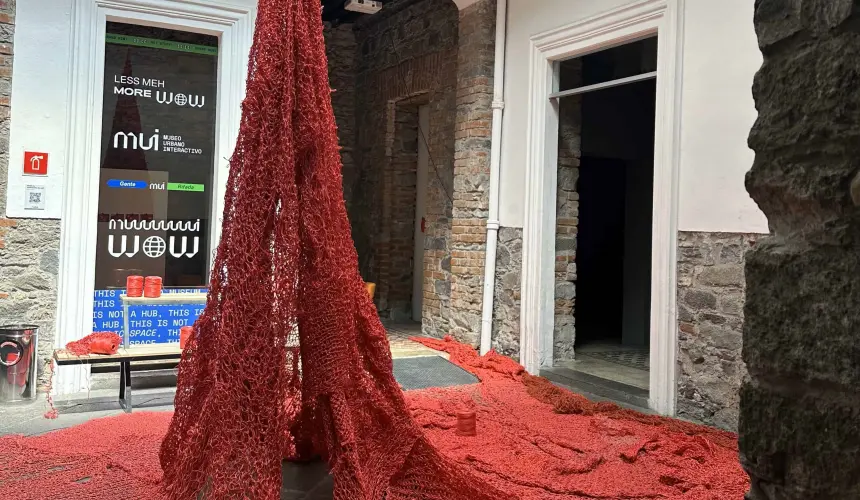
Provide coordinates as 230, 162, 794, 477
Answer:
54, 0, 255, 395
519, 0, 685, 416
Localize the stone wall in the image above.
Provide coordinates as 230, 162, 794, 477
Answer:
349, 0, 459, 327
449, 0, 496, 345
553, 60, 582, 362
492, 226, 521, 357
676, 231, 756, 431
742, 3, 860, 498
0, 0, 61, 389
324, 22, 357, 213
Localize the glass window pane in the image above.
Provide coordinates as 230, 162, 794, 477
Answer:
558, 36, 657, 92
92, 22, 218, 343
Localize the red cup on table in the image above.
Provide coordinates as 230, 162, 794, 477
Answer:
180, 326, 193, 350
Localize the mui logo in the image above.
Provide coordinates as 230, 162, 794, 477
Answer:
113, 129, 159, 151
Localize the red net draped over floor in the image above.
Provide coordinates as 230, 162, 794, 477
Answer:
3, 338, 747, 499
158, 1, 507, 498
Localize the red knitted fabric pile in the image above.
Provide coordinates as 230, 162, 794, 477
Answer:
158, 0, 506, 498
64, 332, 123, 356
1, 337, 748, 499
408, 337, 749, 499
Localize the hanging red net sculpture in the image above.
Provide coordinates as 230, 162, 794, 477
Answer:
158, 0, 508, 498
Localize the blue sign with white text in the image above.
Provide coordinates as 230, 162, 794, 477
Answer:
92, 288, 207, 345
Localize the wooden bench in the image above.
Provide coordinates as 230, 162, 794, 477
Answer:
54, 344, 182, 413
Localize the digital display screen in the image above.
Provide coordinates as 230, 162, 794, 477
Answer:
91, 23, 219, 342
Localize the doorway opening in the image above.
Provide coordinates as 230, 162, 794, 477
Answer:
412, 105, 430, 323
377, 99, 432, 345
546, 36, 657, 406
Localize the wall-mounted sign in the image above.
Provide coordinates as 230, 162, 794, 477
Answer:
93, 288, 206, 344
23, 185, 45, 210
23, 151, 48, 176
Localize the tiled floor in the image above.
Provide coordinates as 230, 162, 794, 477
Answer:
577, 342, 649, 370
557, 342, 650, 391
1, 330, 658, 499
384, 321, 449, 360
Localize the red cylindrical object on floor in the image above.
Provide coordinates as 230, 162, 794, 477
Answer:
456, 411, 477, 437
126, 275, 144, 297
144, 276, 162, 298
180, 326, 193, 350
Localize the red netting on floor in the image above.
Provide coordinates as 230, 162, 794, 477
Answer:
1, 338, 748, 499
158, 0, 505, 498
0, 412, 170, 499
409, 337, 749, 499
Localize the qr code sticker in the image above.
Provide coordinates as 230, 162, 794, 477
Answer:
24, 185, 45, 210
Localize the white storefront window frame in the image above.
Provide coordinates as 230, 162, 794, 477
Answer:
55, 0, 255, 395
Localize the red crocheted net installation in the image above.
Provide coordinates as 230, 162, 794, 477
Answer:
158, 0, 505, 498
0, 337, 749, 500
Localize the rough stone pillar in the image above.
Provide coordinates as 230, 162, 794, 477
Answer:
742, 1, 860, 498
449, 0, 495, 345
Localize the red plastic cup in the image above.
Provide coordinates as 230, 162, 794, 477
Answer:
180, 326, 193, 350
456, 411, 477, 437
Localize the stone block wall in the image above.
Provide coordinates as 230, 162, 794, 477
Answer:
742, 2, 860, 498
351, 0, 459, 329
553, 60, 582, 362
449, 0, 495, 345
0, 0, 61, 389
676, 231, 756, 431
492, 226, 521, 357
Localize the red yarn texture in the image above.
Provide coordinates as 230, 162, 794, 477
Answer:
158, 0, 505, 498
1, 338, 748, 499
64, 332, 123, 356
409, 337, 749, 499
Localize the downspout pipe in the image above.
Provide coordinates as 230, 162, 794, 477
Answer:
479, 0, 508, 355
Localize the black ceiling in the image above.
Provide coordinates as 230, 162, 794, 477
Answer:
322, 0, 386, 23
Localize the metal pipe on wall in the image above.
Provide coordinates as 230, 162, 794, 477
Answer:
479, 0, 508, 355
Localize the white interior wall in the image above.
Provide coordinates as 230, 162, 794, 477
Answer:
498, 0, 632, 228
499, 0, 769, 234
676, 0, 767, 233
4, 0, 73, 218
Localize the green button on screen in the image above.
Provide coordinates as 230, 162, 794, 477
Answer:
167, 183, 205, 192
